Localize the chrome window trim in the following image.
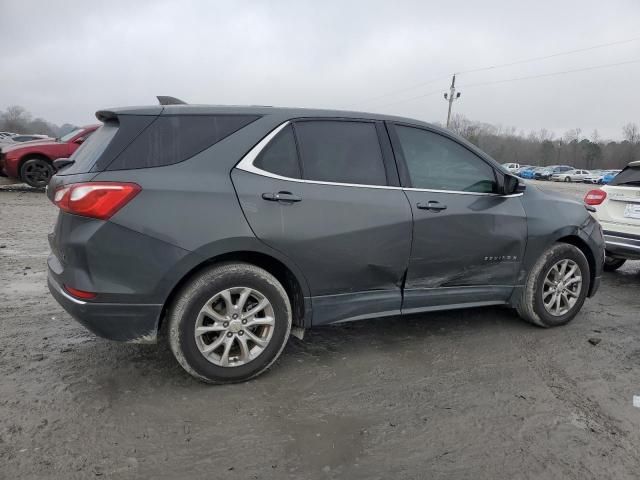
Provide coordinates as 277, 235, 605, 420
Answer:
235, 121, 523, 198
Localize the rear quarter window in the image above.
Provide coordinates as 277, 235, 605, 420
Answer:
105, 114, 260, 171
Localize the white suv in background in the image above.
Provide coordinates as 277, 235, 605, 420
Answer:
585, 161, 640, 270
502, 162, 520, 172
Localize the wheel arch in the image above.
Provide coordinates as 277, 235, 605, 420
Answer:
158, 249, 310, 334
18, 153, 53, 178
556, 234, 597, 296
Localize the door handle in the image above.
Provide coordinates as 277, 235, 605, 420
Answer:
417, 201, 447, 212
262, 191, 302, 203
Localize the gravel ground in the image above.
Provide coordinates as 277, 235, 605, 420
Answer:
1, 180, 640, 479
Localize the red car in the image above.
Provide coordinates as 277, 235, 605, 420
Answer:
0, 125, 99, 188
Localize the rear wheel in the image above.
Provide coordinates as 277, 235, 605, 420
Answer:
604, 256, 626, 271
168, 262, 292, 384
516, 243, 590, 327
20, 157, 53, 188
564, 177, 571, 182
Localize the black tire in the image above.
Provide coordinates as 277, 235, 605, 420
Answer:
603, 256, 626, 271
19, 157, 54, 188
564, 177, 571, 182
516, 243, 590, 328
168, 262, 291, 384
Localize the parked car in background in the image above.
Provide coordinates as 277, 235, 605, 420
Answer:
514, 165, 533, 175
0, 134, 51, 146
551, 169, 590, 182
601, 170, 621, 184
46, 102, 603, 384
502, 162, 520, 172
519, 167, 538, 179
0, 125, 98, 187
0, 132, 17, 139
535, 165, 573, 180
583, 170, 604, 184
585, 161, 640, 271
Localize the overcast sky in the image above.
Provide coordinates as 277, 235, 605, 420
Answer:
1, 0, 639, 139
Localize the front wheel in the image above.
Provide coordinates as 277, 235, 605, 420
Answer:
564, 177, 571, 182
168, 262, 292, 384
20, 158, 54, 188
516, 243, 590, 327
604, 256, 626, 271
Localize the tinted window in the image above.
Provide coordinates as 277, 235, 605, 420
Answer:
254, 125, 300, 178
395, 126, 497, 193
610, 166, 640, 186
67, 123, 119, 173
294, 121, 387, 186
106, 114, 259, 170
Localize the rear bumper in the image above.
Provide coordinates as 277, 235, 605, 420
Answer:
48, 273, 162, 343
603, 230, 640, 260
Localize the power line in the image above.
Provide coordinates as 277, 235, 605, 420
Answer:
456, 35, 640, 75
459, 58, 640, 88
371, 58, 640, 110
346, 74, 450, 107
351, 35, 640, 108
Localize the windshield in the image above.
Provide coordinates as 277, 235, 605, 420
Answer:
59, 128, 83, 142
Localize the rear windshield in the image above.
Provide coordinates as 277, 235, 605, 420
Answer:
610, 166, 640, 186
65, 123, 118, 174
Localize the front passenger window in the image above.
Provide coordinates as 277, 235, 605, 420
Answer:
395, 125, 497, 193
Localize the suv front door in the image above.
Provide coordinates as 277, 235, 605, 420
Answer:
388, 123, 527, 313
232, 119, 413, 325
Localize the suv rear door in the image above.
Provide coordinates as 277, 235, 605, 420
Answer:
232, 119, 412, 325
387, 123, 527, 312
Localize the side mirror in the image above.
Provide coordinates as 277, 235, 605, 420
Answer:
502, 174, 525, 195
75, 137, 86, 144
53, 157, 74, 170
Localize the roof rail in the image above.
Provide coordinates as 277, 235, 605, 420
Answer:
157, 96, 187, 105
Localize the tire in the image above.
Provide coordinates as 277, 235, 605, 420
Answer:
168, 262, 292, 384
19, 157, 54, 188
516, 243, 590, 328
564, 177, 571, 182
603, 256, 626, 271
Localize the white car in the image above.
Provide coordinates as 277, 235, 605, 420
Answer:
585, 161, 640, 270
583, 170, 605, 184
502, 162, 520, 172
551, 169, 590, 182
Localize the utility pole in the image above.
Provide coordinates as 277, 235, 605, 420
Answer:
443, 74, 461, 128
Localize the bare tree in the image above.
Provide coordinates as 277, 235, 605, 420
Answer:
622, 123, 640, 144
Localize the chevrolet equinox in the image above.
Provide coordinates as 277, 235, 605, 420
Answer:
47, 101, 604, 383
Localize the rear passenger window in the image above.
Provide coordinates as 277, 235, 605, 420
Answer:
254, 125, 300, 178
106, 115, 259, 170
293, 121, 387, 186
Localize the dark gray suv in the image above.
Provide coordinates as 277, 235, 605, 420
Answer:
47, 103, 604, 383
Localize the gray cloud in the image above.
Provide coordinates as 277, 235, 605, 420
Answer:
1, 0, 639, 139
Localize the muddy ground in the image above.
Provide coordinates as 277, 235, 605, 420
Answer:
1, 180, 639, 479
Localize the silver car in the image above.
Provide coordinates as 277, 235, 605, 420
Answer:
551, 169, 591, 182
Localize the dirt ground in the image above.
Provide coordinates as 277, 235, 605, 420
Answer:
1, 180, 640, 479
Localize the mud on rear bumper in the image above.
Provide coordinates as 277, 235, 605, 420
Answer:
48, 274, 162, 343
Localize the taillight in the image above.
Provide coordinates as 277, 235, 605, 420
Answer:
64, 285, 97, 300
54, 182, 141, 220
584, 189, 607, 206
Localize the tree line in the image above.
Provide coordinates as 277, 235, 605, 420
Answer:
445, 114, 639, 170
0, 105, 76, 138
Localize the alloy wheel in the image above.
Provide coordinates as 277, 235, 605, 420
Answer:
542, 259, 583, 316
194, 287, 275, 367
